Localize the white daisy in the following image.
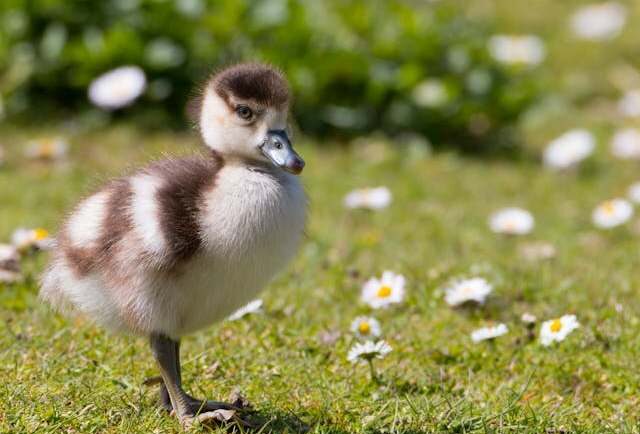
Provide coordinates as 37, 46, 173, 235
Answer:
350, 316, 382, 340
618, 89, 640, 118
24, 137, 68, 160
0, 244, 21, 284
88, 65, 147, 110
487, 35, 545, 66
592, 198, 634, 228
489, 207, 535, 235
227, 299, 264, 321
570, 2, 626, 41
344, 187, 392, 210
11, 227, 54, 251
540, 315, 580, 346
470, 323, 508, 343
628, 182, 640, 204
611, 128, 640, 160
227, 299, 263, 321
361, 271, 406, 309
347, 340, 392, 364
444, 277, 493, 307
543, 129, 595, 170
521, 313, 537, 324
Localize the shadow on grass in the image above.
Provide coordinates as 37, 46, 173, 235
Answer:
246, 409, 311, 434
233, 408, 436, 434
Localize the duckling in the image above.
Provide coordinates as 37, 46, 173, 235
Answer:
40, 63, 306, 428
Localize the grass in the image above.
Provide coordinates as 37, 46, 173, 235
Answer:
1, 124, 640, 434
3, 1, 640, 431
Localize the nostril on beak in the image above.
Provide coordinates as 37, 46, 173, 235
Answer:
289, 157, 305, 174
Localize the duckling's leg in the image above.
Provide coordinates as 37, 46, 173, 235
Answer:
157, 338, 238, 413
150, 333, 240, 428
158, 339, 179, 411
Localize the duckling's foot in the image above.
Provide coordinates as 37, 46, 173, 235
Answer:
190, 399, 241, 413
160, 385, 248, 413
160, 386, 255, 429
178, 405, 257, 430
179, 408, 237, 430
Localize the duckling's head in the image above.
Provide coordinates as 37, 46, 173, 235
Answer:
197, 63, 304, 174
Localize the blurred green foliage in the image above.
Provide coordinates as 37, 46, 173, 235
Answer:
0, 0, 544, 153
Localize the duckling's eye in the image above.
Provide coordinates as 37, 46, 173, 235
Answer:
235, 105, 253, 120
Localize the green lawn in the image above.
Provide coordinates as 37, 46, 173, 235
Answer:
1, 125, 639, 433
2, 2, 640, 432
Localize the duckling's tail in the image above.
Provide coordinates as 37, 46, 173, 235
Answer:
39, 253, 75, 315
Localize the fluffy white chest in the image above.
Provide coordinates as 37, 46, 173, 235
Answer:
167, 164, 306, 335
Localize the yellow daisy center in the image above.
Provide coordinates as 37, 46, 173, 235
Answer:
550, 319, 563, 333
603, 201, 616, 215
358, 322, 371, 335
39, 140, 56, 157
377, 285, 392, 298
34, 228, 49, 240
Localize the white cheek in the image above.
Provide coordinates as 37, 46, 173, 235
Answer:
200, 90, 230, 150
254, 123, 269, 143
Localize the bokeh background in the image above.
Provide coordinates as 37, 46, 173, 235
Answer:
2, 1, 640, 433
2, 0, 637, 154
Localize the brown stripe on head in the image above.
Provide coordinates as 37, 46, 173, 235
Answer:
210, 63, 290, 109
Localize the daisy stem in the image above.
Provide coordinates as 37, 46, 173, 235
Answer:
367, 359, 379, 384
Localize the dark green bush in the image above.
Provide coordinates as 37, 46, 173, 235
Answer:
0, 0, 544, 153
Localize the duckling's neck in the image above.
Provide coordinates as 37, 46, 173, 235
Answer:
215, 151, 277, 175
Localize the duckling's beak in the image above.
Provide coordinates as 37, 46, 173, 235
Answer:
260, 130, 305, 175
